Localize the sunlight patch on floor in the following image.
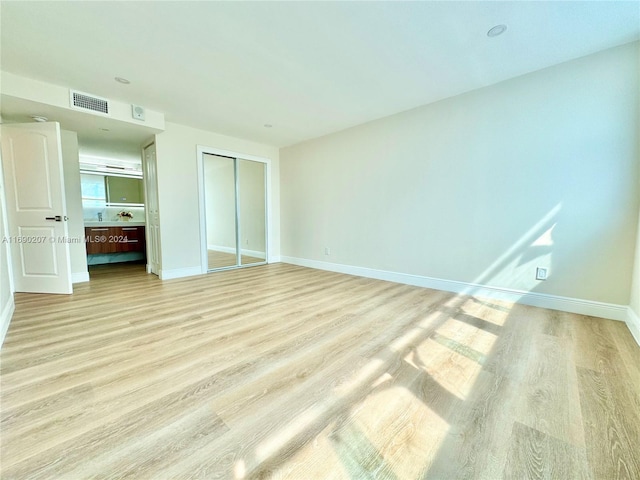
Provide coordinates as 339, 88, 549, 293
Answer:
371, 372, 394, 389
263, 383, 451, 480
252, 355, 391, 468
345, 385, 450, 479
438, 318, 498, 356
414, 337, 484, 401
240, 204, 564, 477
233, 459, 246, 479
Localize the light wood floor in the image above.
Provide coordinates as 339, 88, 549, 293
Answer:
208, 250, 265, 270
1, 263, 639, 479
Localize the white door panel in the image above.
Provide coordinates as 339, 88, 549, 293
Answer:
11, 133, 54, 209
18, 226, 58, 275
143, 143, 160, 275
1, 122, 72, 294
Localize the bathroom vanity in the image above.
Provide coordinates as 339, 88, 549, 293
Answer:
84, 222, 146, 255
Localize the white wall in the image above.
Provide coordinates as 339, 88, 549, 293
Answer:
60, 130, 89, 282
280, 42, 639, 307
628, 198, 640, 344
0, 146, 15, 346
204, 154, 237, 250
632, 103, 640, 323
154, 122, 279, 278
238, 159, 266, 254
630, 212, 640, 308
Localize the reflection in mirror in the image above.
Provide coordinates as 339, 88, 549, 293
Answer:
80, 173, 144, 206
238, 159, 266, 265
80, 173, 107, 207
204, 154, 238, 269
106, 176, 144, 204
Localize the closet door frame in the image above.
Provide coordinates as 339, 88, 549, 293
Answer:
196, 145, 271, 274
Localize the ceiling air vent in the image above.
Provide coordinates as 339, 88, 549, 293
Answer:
69, 90, 110, 116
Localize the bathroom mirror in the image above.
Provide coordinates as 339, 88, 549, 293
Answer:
80, 173, 144, 206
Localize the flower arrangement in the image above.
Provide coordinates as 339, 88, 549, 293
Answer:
118, 211, 133, 219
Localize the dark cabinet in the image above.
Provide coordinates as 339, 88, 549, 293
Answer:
85, 226, 146, 254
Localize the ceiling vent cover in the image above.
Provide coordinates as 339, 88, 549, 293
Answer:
69, 90, 110, 116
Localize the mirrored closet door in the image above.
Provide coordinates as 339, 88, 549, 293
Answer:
203, 153, 266, 271
237, 159, 266, 265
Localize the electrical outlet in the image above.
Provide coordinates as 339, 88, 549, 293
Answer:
324, 247, 330, 255
536, 267, 548, 281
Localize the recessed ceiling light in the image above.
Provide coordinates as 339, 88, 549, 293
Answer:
31, 115, 48, 122
487, 24, 507, 37
264, 124, 273, 128
115, 77, 130, 84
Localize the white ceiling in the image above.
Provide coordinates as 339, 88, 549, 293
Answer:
1, 1, 639, 148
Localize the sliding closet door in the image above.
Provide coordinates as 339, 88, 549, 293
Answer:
203, 154, 238, 269
238, 159, 266, 265
202, 152, 267, 272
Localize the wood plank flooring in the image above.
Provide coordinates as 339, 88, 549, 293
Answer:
1, 262, 638, 479
208, 250, 265, 270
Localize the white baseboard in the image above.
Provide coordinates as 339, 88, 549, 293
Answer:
146, 264, 161, 276
626, 307, 640, 347
243, 248, 266, 258
269, 255, 281, 263
208, 244, 266, 258
159, 266, 203, 281
72, 271, 90, 284
281, 256, 627, 322
0, 295, 15, 349
208, 244, 236, 254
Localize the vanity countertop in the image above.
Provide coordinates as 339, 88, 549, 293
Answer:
84, 221, 146, 227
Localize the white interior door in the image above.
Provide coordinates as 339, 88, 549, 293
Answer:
0, 122, 72, 294
143, 143, 161, 275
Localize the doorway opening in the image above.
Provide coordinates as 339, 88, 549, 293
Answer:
0, 97, 162, 293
